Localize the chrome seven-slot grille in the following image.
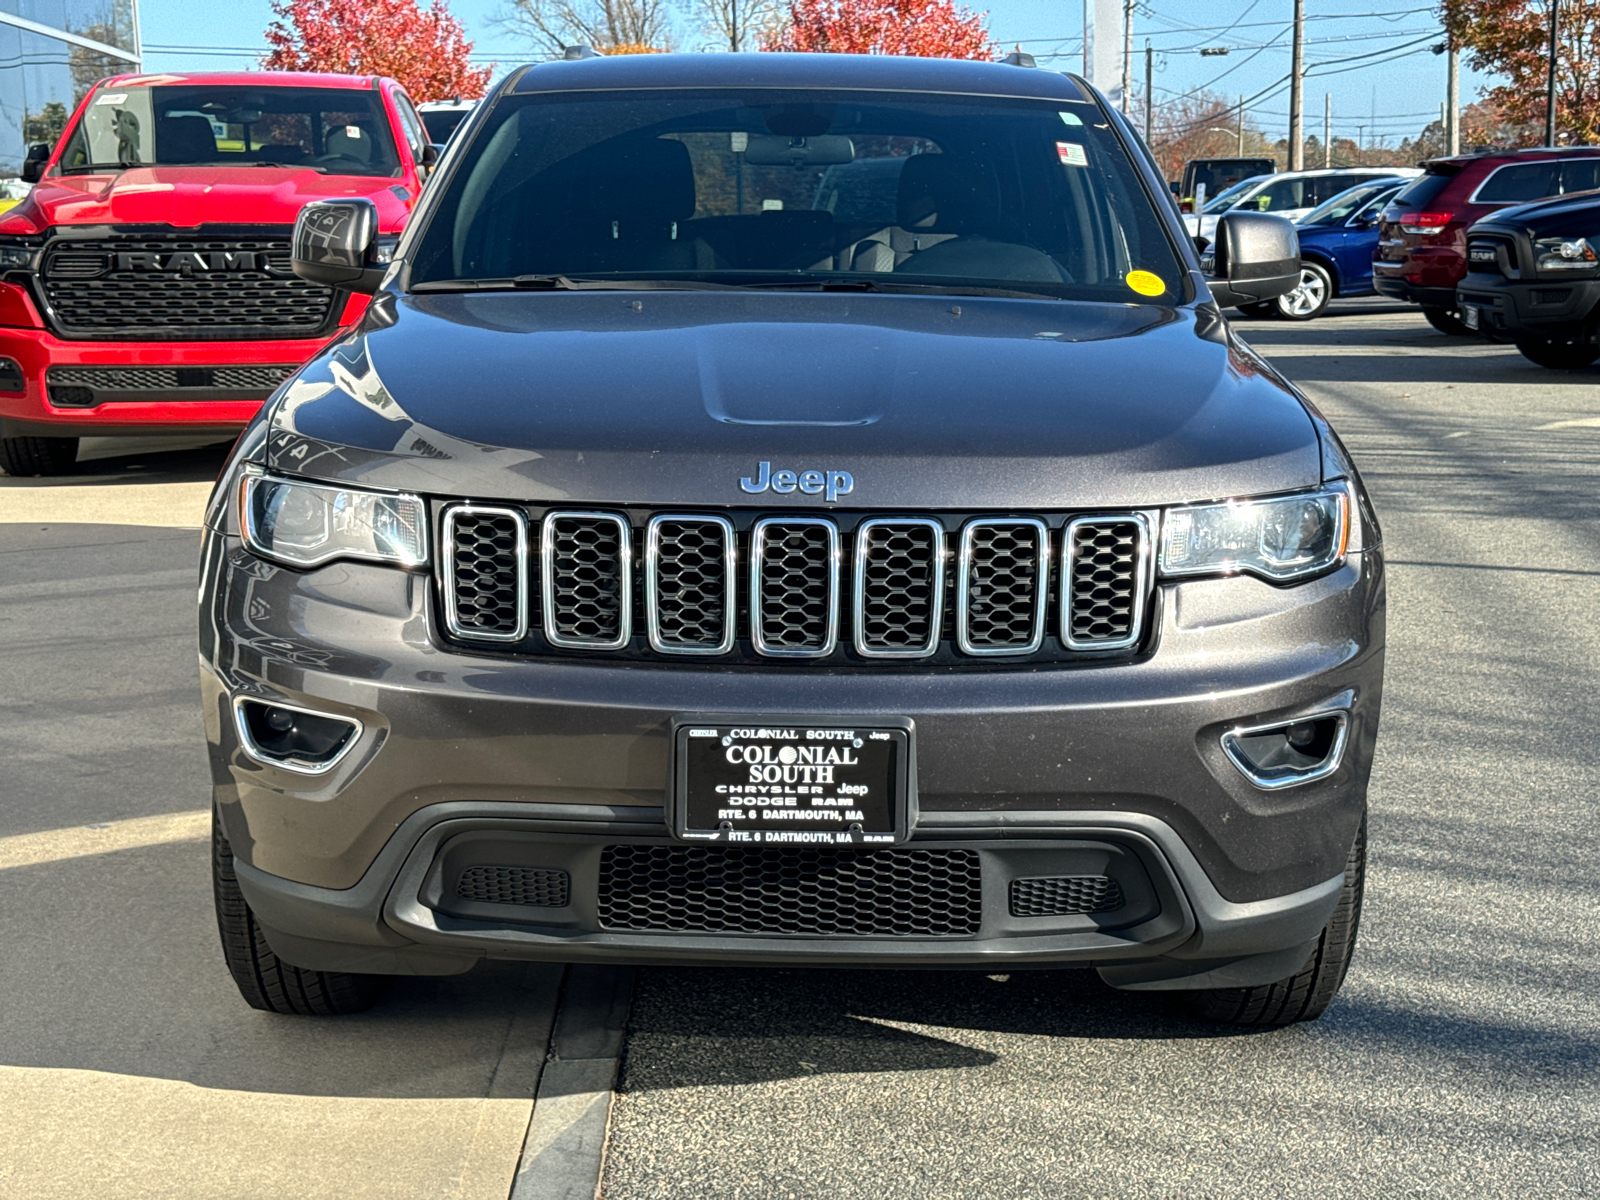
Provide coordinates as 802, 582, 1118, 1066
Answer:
440, 506, 1153, 664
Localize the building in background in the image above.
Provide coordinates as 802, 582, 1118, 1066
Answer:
0, 0, 141, 177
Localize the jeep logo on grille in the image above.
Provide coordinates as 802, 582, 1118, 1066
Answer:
115, 251, 259, 272
740, 461, 854, 502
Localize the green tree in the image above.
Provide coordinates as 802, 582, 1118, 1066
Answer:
23, 102, 70, 148
1442, 0, 1600, 143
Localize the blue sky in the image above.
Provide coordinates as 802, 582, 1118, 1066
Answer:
140, 0, 1492, 150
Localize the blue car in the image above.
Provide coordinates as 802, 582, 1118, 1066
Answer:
1247, 178, 1410, 320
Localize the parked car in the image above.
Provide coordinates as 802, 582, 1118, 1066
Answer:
0, 71, 441, 478
418, 98, 478, 146
1185, 167, 1418, 239
1240, 178, 1411, 320
199, 51, 1382, 1031
1374, 147, 1600, 335
1177, 156, 1276, 212
1456, 190, 1600, 367
0, 177, 30, 214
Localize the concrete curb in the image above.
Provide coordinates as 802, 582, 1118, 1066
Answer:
510, 965, 636, 1200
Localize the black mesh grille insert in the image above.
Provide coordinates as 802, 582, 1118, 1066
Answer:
1066, 520, 1144, 647
546, 514, 627, 645
446, 509, 525, 638
754, 521, 835, 653
650, 518, 732, 651
962, 522, 1044, 651
597, 844, 982, 936
1010, 875, 1124, 917
457, 865, 571, 907
857, 521, 940, 654
40, 235, 336, 339
45, 364, 296, 394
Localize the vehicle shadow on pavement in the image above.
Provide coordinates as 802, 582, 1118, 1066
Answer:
0, 436, 232, 487
617, 965, 1244, 1094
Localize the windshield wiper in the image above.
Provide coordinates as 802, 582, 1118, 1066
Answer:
411, 275, 747, 293
247, 162, 329, 173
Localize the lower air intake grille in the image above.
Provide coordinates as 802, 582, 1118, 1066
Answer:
1009, 875, 1124, 917
1064, 518, 1146, 649
456, 865, 571, 907
597, 845, 983, 936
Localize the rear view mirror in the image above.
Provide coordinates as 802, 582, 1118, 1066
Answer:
743, 135, 854, 166
292, 198, 386, 294
1204, 211, 1300, 309
21, 142, 49, 184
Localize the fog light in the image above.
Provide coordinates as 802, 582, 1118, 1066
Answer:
233, 697, 363, 775
1222, 711, 1348, 790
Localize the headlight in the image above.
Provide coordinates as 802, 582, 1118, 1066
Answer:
1534, 236, 1598, 272
0, 239, 35, 270
1160, 484, 1349, 582
239, 470, 427, 569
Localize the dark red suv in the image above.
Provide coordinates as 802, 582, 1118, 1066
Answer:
1374, 147, 1600, 334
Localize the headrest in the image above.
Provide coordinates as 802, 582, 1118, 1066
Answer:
157, 115, 216, 164
576, 137, 697, 224
326, 125, 373, 163
896, 155, 1000, 234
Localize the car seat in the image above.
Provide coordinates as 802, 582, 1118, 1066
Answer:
156, 115, 217, 165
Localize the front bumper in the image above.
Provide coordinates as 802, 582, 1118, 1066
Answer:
0, 309, 346, 439
200, 524, 1384, 985
1371, 272, 1459, 310
1456, 273, 1600, 342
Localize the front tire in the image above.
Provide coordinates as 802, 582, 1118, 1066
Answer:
1515, 338, 1599, 369
1276, 263, 1333, 321
0, 435, 78, 477
213, 811, 390, 1015
1182, 813, 1366, 1027
1422, 306, 1473, 336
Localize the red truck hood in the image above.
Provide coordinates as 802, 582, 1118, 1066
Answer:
11, 166, 412, 231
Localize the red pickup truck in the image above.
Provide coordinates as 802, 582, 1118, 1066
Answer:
0, 71, 439, 476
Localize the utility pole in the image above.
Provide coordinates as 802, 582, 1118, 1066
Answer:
1323, 93, 1331, 167
1447, 43, 1460, 154
1287, 0, 1305, 170
1545, 0, 1560, 146
1144, 40, 1154, 147
1237, 94, 1245, 154
1121, 0, 1134, 115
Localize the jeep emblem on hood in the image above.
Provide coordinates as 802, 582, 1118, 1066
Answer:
740, 462, 854, 502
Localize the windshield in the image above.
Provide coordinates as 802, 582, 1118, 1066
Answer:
1298, 180, 1400, 226
58, 84, 401, 176
409, 89, 1186, 303
1201, 176, 1265, 214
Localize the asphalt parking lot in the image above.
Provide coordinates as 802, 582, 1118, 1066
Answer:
2, 302, 1597, 1197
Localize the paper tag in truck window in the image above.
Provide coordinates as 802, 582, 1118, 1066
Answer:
96, 93, 127, 105
1056, 142, 1087, 167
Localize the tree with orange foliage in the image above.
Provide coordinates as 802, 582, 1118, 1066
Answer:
762, 0, 994, 59
263, 0, 492, 101
1442, 0, 1600, 144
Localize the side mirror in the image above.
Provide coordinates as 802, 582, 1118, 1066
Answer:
1202, 211, 1300, 309
292, 198, 386, 294
21, 142, 49, 184
1349, 215, 1373, 229
422, 143, 442, 167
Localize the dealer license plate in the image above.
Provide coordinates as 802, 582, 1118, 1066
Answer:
1461, 305, 1480, 331
670, 718, 913, 846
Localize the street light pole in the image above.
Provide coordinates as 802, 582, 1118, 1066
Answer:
1238, 94, 1245, 154
1323, 93, 1331, 167
1288, 0, 1305, 169
1447, 43, 1460, 154
1545, 0, 1560, 146
1121, 0, 1134, 115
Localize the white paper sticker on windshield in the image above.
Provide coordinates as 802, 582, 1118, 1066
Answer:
96, 93, 127, 105
1056, 141, 1087, 167
1059, 111, 1084, 126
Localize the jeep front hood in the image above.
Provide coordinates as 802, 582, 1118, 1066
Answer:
267, 290, 1321, 510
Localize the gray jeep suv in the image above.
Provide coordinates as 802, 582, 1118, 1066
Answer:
199, 52, 1383, 1026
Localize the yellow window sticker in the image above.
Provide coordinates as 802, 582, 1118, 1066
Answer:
1056, 141, 1088, 167
1125, 270, 1166, 297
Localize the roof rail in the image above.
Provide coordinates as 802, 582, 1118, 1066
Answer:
563, 45, 600, 60
1002, 51, 1037, 68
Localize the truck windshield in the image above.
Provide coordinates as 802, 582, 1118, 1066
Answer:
58, 84, 401, 177
409, 89, 1187, 303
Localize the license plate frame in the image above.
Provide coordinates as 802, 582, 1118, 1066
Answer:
1461, 305, 1480, 331
668, 714, 915, 847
